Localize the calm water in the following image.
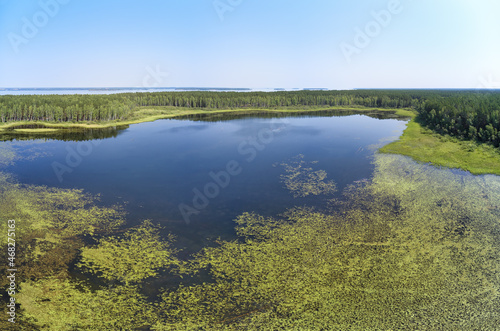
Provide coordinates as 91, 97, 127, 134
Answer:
2, 112, 408, 247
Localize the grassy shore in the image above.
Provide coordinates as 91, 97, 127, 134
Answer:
380, 111, 500, 175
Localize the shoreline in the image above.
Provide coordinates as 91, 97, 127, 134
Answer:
0, 106, 410, 133
379, 112, 500, 176
1, 106, 499, 175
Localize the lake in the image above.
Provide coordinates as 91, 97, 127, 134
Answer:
1, 111, 408, 249
3, 110, 500, 328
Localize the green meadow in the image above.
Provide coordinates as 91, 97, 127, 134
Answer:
380, 112, 500, 175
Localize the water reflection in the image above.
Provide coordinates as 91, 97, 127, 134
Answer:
0, 125, 129, 142
1, 112, 409, 251
2, 112, 500, 328
174, 109, 410, 122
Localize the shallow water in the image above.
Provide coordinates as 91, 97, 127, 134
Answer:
4, 112, 500, 328
1, 112, 407, 245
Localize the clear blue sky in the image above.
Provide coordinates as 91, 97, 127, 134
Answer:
1, 0, 499, 89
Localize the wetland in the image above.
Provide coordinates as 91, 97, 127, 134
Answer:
1, 109, 500, 329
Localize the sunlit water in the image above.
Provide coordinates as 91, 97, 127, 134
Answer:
1, 112, 407, 247
3, 112, 500, 328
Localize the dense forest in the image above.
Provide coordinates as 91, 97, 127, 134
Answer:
0, 90, 428, 122
1, 89, 499, 147
417, 93, 500, 147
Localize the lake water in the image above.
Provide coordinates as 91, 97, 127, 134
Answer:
3, 110, 500, 328
1, 111, 408, 248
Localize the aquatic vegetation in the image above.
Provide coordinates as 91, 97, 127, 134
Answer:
0, 172, 134, 329
280, 154, 337, 198
154, 154, 500, 330
0, 167, 126, 284
3, 136, 500, 329
17, 278, 156, 330
78, 220, 179, 285
0, 144, 16, 166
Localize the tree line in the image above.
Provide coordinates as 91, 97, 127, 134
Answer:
1, 89, 499, 147
0, 94, 136, 122
417, 93, 500, 147
0, 90, 429, 123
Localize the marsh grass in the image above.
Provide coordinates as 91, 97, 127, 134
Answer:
380, 114, 500, 175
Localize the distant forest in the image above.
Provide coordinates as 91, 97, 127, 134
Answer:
1, 90, 499, 146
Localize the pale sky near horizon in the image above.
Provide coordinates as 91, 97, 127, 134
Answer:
0, 0, 499, 89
